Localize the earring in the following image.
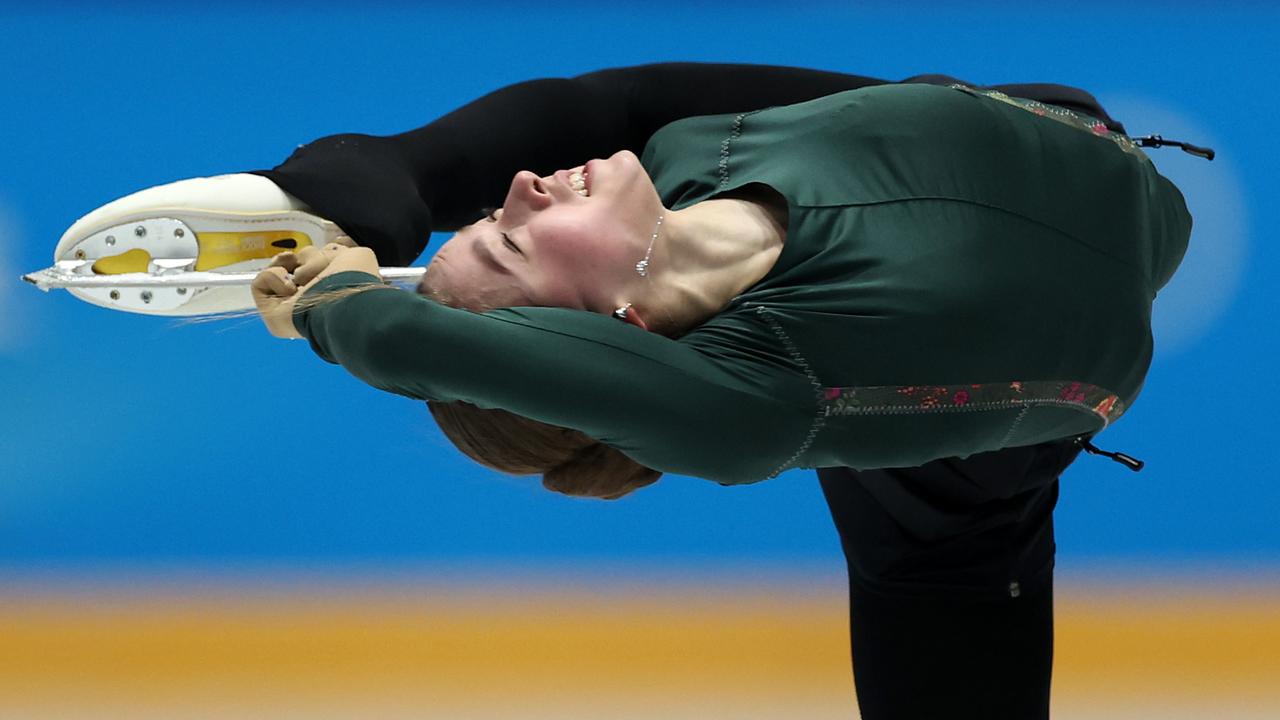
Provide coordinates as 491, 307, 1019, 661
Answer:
613, 303, 632, 320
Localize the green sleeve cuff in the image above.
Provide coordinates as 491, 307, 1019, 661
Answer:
292, 270, 386, 362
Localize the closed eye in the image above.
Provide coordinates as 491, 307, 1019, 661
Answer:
483, 207, 521, 255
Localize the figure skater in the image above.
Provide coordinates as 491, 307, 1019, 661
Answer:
53, 63, 1196, 719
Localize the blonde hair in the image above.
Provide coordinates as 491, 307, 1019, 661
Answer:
195, 276, 662, 500
427, 401, 660, 500
414, 278, 663, 501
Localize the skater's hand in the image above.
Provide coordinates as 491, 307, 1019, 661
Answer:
296, 242, 383, 289
252, 238, 381, 339
280, 236, 359, 288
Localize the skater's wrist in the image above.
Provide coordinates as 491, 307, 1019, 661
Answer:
291, 271, 386, 335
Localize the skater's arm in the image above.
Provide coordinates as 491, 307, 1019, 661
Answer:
290, 270, 814, 486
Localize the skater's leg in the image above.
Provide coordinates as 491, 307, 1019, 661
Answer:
817, 437, 1081, 719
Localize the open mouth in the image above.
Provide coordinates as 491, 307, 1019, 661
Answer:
567, 167, 590, 197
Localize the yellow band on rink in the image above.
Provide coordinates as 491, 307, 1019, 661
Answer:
0, 579, 1277, 718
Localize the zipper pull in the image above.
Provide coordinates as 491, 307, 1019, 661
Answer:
1130, 134, 1216, 161
1075, 436, 1145, 472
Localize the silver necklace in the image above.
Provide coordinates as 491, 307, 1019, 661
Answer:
614, 213, 666, 322
635, 213, 663, 277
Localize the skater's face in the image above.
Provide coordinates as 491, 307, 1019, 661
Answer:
420, 150, 664, 314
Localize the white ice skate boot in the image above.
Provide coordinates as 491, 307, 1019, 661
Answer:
51, 173, 347, 316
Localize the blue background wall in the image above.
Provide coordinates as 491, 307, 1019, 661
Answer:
0, 2, 1274, 576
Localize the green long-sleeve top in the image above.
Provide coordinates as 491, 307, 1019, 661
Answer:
294, 83, 1192, 485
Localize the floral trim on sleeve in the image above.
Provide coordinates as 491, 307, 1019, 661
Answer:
948, 84, 1151, 163
820, 380, 1126, 427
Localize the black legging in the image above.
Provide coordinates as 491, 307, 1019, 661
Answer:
252, 62, 1113, 719
821, 437, 1082, 718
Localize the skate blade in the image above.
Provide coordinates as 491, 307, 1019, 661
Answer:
22, 261, 425, 317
